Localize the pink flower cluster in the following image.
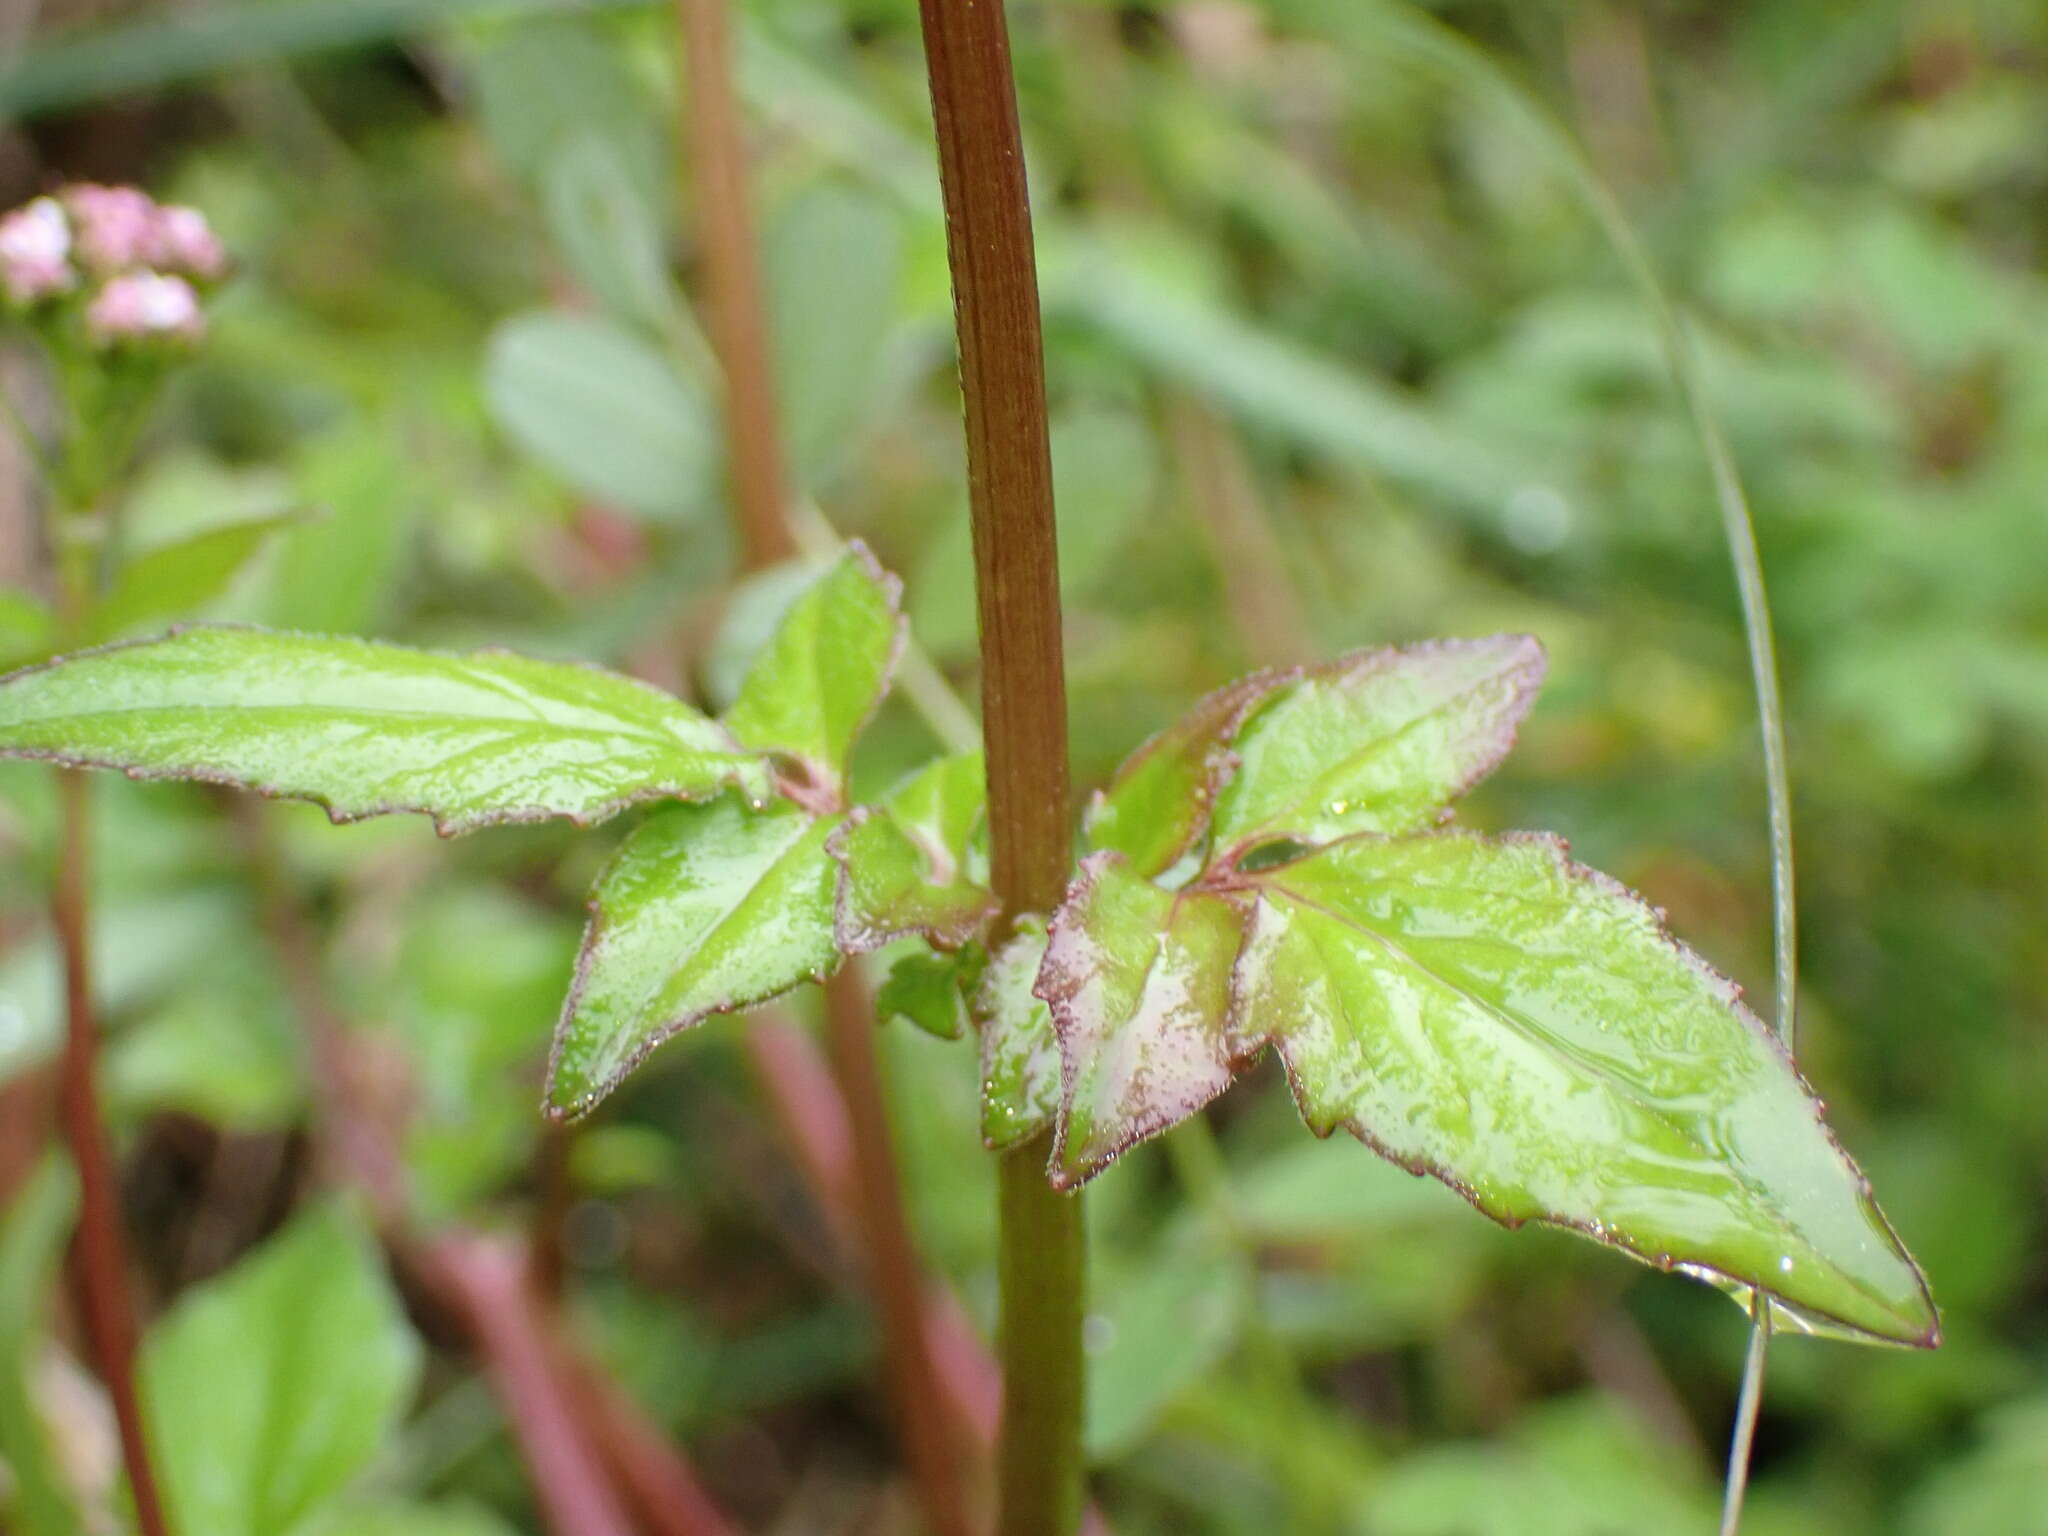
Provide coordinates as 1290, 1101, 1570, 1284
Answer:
0, 184, 226, 348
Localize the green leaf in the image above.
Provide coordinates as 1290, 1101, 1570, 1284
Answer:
0, 1159, 83, 1536
1084, 667, 1292, 879
722, 542, 903, 796
302, 1502, 519, 1536
541, 130, 681, 338
0, 588, 53, 672
876, 947, 984, 1041
0, 626, 768, 835
1210, 636, 1545, 853
977, 917, 1060, 1151
91, 512, 306, 644
1228, 833, 1935, 1345
1085, 1244, 1249, 1460
483, 310, 714, 525
830, 752, 995, 952
548, 797, 843, 1116
1039, 855, 1250, 1186
140, 1205, 422, 1536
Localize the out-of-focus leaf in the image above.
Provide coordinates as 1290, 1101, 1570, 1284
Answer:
722, 543, 902, 795
977, 918, 1059, 1151
700, 560, 819, 712
140, 1205, 422, 1536
1903, 1397, 2048, 1536
831, 752, 994, 952
548, 798, 842, 1116
0, 589, 52, 672
483, 311, 714, 525
90, 512, 305, 644
1086, 1244, 1250, 1460
1229, 833, 1936, 1345
1084, 668, 1290, 880
0, 1158, 83, 1536
107, 963, 300, 1130
541, 130, 680, 337
1040, 854, 1248, 1186
265, 426, 412, 636
0, 626, 768, 835
302, 1501, 519, 1536
1210, 636, 1544, 852
876, 946, 984, 1041
767, 182, 905, 482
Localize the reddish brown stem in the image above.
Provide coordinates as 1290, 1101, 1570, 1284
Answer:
233, 800, 730, 1536
675, 3, 976, 1531
912, 2, 1085, 1530
420, 1236, 637, 1536
54, 770, 173, 1536
678, 0, 796, 570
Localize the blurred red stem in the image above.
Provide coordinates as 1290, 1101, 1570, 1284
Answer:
233, 800, 728, 1536
54, 769, 173, 1536
676, 3, 975, 1531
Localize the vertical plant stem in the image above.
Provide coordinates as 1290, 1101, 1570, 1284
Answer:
50, 519, 171, 1534
674, 5, 973, 1531
912, 2, 1085, 1531
55, 776, 171, 1536
677, 0, 795, 571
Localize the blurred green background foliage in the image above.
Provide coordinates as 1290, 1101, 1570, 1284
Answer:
0, 1, 2043, 1532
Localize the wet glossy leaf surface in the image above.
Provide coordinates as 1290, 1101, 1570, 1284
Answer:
1084, 668, 1290, 879
977, 918, 1060, 1151
1211, 636, 1544, 852
549, 797, 842, 1116
1224, 833, 1932, 1343
722, 543, 903, 795
831, 752, 995, 952
1039, 854, 1249, 1187
139, 1205, 421, 1536
0, 626, 769, 834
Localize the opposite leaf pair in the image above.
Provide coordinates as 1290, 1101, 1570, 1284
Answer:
975, 638, 1936, 1347
0, 543, 989, 1119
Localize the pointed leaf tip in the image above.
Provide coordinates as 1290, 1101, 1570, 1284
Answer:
546, 798, 843, 1116
0, 625, 768, 834
722, 541, 905, 801
1213, 633, 1546, 852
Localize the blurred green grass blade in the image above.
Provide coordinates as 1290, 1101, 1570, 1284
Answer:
0, 0, 607, 119
0, 1158, 85, 1536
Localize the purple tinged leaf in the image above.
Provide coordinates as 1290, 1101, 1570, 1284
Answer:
1036, 853, 1251, 1188
977, 919, 1059, 1151
1083, 667, 1295, 878
1210, 635, 1545, 855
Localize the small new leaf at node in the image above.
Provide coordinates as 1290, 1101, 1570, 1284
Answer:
0, 626, 769, 834
1038, 854, 1248, 1186
548, 797, 843, 1116
722, 542, 904, 799
876, 948, 985, 1041
831, 752, 996, 952
978, 918, 1060, 1151
1211, 635, 1544, 852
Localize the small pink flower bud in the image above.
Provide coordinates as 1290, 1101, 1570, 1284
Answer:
63, 183, 159, 274
151, 204, 227, 281
0, 197, 75, 303
86, 272, 206, 347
